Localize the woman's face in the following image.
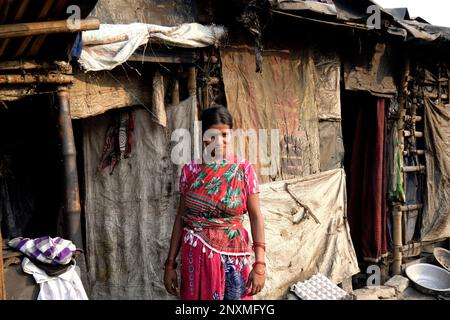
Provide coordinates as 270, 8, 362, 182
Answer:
204, 123, 231, 157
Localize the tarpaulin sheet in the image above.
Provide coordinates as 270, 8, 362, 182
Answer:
422, 98, 450, 241
221, 46, 320, 182
343, 43, 397, 98
274, 0, 337, 16
314, 49, 341, 120
83, 97, 197, 299
68, 70, 152, 120
314, 49, 343, 171
79, 23, 226, 71
319, 121, 344, 171
244, 169, 359, 300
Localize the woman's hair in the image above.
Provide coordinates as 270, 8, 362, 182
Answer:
201, 105, 233, 134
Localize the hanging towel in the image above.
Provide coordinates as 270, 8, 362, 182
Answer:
22, 257, 88, 300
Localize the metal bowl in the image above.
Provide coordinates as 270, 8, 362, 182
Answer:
405, 263, 450, 297
433, 247, 450, 272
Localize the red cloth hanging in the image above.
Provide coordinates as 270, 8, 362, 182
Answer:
347, 98, 388, 262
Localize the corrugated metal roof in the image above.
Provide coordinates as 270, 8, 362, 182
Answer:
0, 0, 97, 60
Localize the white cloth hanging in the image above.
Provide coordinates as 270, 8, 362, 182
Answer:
22, 257, 88, 300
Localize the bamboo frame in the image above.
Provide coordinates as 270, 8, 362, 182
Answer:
15, 0, 54, 56
187, 66, 196, 97
0, 60, 57, 70
172, 79, 180, 106
392, 57, 410, 275
0, 230, 5, 300
0, 73, 73, 84
56, 87, 83, 249
0, 18, 99, 39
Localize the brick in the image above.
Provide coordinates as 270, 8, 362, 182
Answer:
385, 275, 410, 293
352, 286, 396, 299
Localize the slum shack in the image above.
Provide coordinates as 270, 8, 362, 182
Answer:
1, 0, 449, 300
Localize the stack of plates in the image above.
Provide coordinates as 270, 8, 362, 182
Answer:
290, 273, 350, 300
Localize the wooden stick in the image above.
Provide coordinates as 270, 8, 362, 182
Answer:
0, 230, 5, 300
0, 18, 100, 39
0, 73, 73, 84
0, 60, 56, 70
57, 87, 83, 249
285, 183, 320, 224
187, 66, 196, 97
402, 165, 426, 173
27, 0, 65, 56
172, 79, 180, 106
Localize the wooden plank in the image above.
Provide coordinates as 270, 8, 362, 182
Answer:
404, 130, 424, 138
0, 86, 38, 101
0, 229, 5, 300
129, 52, 198, 64
403, 149, 425, 156
402, 165, 426, 173
4, 0, 32, 57
0, 0, 30, 56
24, 0, 57, 56
13, 37, 32, 57
0, 60, 56, 70
400, 204, 424, 211
14, 0, 31, 20
0, 0, 14, 23
0, 18, 100, 39
0, 39, 9, 57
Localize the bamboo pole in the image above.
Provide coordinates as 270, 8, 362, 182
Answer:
402, 165, 426, 173
172, 79, 180, 106
392, 57, 410, 275
56, 87, 82, 249
0, 60, 56, 70
400, 204, 423, 211
0, 230, 5, 300
0, 73, 73, 84
403, 130, 423, 138
403, 150, 425, 156
13, 0, 55, 58
0, 18, 100, 39
393, 207, 403, 275
187, 66, 196, 97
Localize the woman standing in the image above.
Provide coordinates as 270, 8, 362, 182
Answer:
164, 106, 266, 300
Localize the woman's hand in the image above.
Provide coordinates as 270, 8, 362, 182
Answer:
164, 268, 179, 296
246, 266, 266, 296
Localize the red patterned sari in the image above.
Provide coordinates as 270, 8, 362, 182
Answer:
179, 155, 259, 300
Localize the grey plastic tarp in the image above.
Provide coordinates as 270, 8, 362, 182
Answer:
422, 98, 450, 241
82, 97, 198, 299
245, 168, 360, 300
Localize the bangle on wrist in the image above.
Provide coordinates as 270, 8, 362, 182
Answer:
164, 258, 177, 270
252, 242, 266, 251
252, 261, 266, 268
254, 268, 265, 276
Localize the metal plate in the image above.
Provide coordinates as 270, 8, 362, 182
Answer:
405, 263, 450, 296
434, 247, 450, 272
